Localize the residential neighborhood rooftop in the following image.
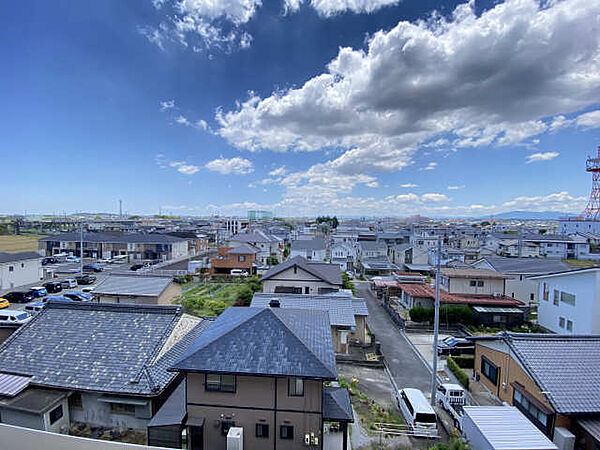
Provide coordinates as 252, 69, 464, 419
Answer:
260, 255, 342, 286
93, 274, 175, 297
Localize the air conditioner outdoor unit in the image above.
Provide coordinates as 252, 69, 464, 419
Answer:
227, 426, 244, 450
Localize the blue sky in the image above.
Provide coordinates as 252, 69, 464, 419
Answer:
1, 0, 599, 217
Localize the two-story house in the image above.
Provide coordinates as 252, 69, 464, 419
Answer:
530, 267, 600, 334
210, 244, 259, 275
260, 256, 342, 294
289, 238, 327, 261
228, 230, 282, 265
330, 242, 357, 272
440, 268, 510, 296
153, 306, 353, 450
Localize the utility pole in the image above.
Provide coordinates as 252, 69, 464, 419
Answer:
80, 221, 84, 274
431, 236, 441, 406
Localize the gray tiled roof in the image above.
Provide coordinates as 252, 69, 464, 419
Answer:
171, 307, 336, 380
291, 238, 327, 251
230, 230, 278, 243
0, 252, 41, 264
260, 256, 342, 286
227, 244, 260, 254
251, 293, 357, 327
0, 301, 187, 395
505, 333, 600, 414
359, 241, 387, 251
39, 232, 186, 244
94, 275, 174, 297
323, 386, 354, 422
479, 257, 571, 274
352, 299, 369, 316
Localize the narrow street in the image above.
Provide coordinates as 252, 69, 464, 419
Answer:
355, 281, 433, 394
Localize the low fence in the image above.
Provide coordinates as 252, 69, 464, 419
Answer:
373, 422, 439, 439
382, 301, 405, 329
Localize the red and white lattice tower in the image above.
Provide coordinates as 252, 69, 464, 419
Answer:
580, 146, 600, 220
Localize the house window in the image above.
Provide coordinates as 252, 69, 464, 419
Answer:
238, 255, 246, 262
49, 404, 63, 425
288, 377, 304, 396
469, 280, 477, 287
553, 290, 560, 305
205, 374, 236, 393
477, 280, 484, 287
560, 292, 576, 306
280, 425, 294, 440
566, 320, 573, 332
221, 420, 236, 436
110, 403, 135, 415
492, 315, 507, 323
481, 356, 499, 385
542, 283, 549, 301
256, 423, 269, 438
8, 266, 13, 272
304, 287, 309, 294
530, 293, 535, 301
20, 263, 24, 268
69, 393, 83, 410
558, 317, 565, 328
512, 389, 549, 432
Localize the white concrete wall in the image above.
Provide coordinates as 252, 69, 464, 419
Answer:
537, 270, 600, 334
262, 266, 338, 294
0, 258, 41, 290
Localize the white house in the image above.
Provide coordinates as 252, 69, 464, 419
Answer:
523, 234, 589, 260
330, 242, 357, 271
289, 238, 327, 261
530, 268, 600, 334
0, 252, 42, 291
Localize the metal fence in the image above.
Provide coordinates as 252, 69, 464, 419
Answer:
374, 422, 439, 439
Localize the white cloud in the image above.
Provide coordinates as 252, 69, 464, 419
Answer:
401, 183, 417, 188
175, 115, 191, 126
284, 0, 400, 16
205, 157, 254, 174
269, 166, 287, 177
366, 181, 379, 188
217, 0, 600, 194
420, 162, 438, 171
169, 161, 201, 175
160, 100, 175, 111
447, 185, 465, 190
576, 110, 600, 128
421, 193, 449, 202
526, 152, 559, 163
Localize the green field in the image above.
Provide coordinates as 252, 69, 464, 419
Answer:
0, 234, 47, 253
176, 278, 261, 317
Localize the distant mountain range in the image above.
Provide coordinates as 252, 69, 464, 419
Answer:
482, 211, 579, 220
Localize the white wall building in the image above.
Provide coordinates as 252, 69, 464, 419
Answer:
559, 219, 600, 235
0, 252, 42, 291
531, 268, 600, 334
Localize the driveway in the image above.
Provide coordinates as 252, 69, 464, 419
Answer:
355, 282, 433, 393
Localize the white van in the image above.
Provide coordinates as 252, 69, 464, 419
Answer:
24, 302, 45, 315
0, 310, 31, 325
230, 269, 249, 277
396, 388, 438, 436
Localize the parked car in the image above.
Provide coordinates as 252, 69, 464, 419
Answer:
43, 281, 63, 293
24, 302, 45, 315
396, 388, 438, 436
75, 274, 96, 285
130, 263, 145, 271
437, 336, 474, 356
97, 258, 111, 264
230, 269, 249, 276
42, 257, 58, 265
61, 278, 78, 289
83, 263, 103, 273
0, 310, 31, 325
3, 291, 34, 304
0, 298, 10, 309
28, 286, 48, 298
65, 256, 80, 262
63, 292, 93, 302
44, 295, 73, 302
81, 286, 95, 293
111, 255, 128, 264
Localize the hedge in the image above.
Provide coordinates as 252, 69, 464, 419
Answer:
452, 355, 475, 369
409, 305, 473, 325
447, 357, 469, 389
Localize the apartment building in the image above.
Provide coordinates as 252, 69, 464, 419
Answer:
0, 252, 41, 291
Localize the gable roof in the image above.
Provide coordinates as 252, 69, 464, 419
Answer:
250, 293, 367, 327
475, 257, 571, 275
227, 243, 260, 254
94, 275, 174, 297
440, 267, 511, 279
474, 333, 600, 414
323, 386, 354, 422
0, 300, 206, 395
260, 256, 342, 286
171, 307, 336, 380
0, 252, 41, 264
291, 238, 326, 251
230, 230, 278, 243
398, 283, 523, 307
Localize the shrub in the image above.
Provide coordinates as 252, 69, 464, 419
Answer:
409, 305, 473, 325
409, 306, 433, 323
447, 357, 469, 389
452, 355, 474, 369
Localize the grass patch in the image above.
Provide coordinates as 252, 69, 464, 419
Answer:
339, 378, 403, 433
563, 259, 598, 269
0, 234, 47, 253
176, 277, 261, 316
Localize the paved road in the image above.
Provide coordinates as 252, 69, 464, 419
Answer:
356, 281, 433, 393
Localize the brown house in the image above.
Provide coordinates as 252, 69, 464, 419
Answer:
210, 244, 258, 275
471, 333, 600, 448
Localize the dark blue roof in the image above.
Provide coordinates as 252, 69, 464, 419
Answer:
171, 307, 336, 379
323, 386, 354, 422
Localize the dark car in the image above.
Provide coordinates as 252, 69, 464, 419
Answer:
75, 274, 96, 285
63, 292, 93, 302
130, 263, 145, 271
42, 257, 58, 266
28, 287, 48, 298
3, 291, 35, 304
82, 264, 103, 273
437, 336, 475, 356
43, 281, 63, 294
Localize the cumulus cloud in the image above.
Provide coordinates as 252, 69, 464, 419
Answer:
447, 185, 465, 190
160, 100, 175, 111
283, 0, 400, 16
205, 157, 254, 174
576, 110, 600, 128
421, 193, 449, 202
169, 161, 201, 175
526, 152, 559, 163
420, 162, 438, 171
269, 166, 287, 177
217, 0, 600, 185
